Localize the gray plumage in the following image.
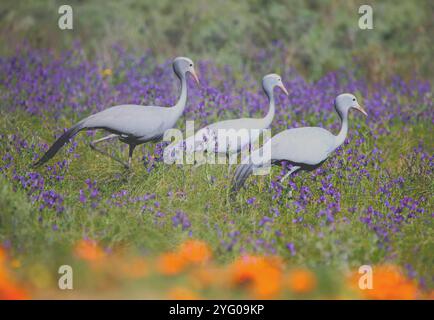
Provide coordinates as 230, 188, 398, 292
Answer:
232, 93, 368, 192
33, 57, 199, 168
165, 74, 288, 162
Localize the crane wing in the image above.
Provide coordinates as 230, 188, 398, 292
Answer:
83, 105, 169, 139
270, 127, 336, 165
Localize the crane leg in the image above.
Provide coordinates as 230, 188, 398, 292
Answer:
227, 155, 236, 176
226, 151, 239, 176
128, 144, 136, 169
193, 150, 207, 168
280, 166, 301, 183
89, 134, 129, 168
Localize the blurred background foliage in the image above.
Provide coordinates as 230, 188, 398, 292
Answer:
0, 0, 432, 81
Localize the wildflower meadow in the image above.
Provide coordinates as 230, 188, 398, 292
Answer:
0, 0, 432, 300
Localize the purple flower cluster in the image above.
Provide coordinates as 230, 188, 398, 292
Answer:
78, 179, 100, 208
39, 190, 64, 213
12, 171, 64, 213
172, 211, 191, 231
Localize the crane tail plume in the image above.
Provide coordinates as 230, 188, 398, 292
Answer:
231, 163, 256, 192
33, 121, 86, 167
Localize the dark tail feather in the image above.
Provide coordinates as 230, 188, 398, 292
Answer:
231, 163, 255, 193
33, 121, 86, 167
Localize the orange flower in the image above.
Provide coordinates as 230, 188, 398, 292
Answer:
157, 252, 187, 275
252, 264, 282, 299
157, 240, 212, 276
229, 255, 283, 299
179, 240, 212, 265
0, 280, 29, 300
287, 269, 317, 294
230, 255, 264, 284
74, 239, 106, 262
168, 286, 200, 300
352, 265, 418, 300
0, 263, 29, 299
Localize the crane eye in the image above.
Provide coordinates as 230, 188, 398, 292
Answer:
352, 98, 356, 101
190, 63, 193, 67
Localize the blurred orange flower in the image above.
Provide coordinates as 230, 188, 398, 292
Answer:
74, 239, 106, 262
168, 286, 200, 300
179, 240, 212, 265
157, 240, 212, 276
229, 255, 283, 299
0, 279, 29, 300
351, 265, 418, 300
230, 255, 259, 284
0, 248, 29, 300
287, 269, 317, 294
252, 265, 281, 299
157, 252, 187, 275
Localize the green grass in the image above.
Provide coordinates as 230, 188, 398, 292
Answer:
1, 0, 433, 81
0, 109, 432, 294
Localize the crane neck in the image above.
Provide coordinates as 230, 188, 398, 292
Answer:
262, 87, 275, 128
334, 107, 349, 149
171, 72, 187, 117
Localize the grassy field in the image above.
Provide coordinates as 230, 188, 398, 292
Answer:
0, 1, 433, 299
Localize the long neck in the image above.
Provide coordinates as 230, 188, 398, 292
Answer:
171, 72, 187, 118
262, 87, 275, 128
334, 107, 349, 149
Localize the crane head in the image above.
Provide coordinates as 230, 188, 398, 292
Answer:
173, 57, 199, 85
335, 93, 367, 117
262, 73, 288, 96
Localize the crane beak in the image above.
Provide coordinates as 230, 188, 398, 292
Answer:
190, 69, 200, 85
355, 104, 368, 117
278, 83, 289, 95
